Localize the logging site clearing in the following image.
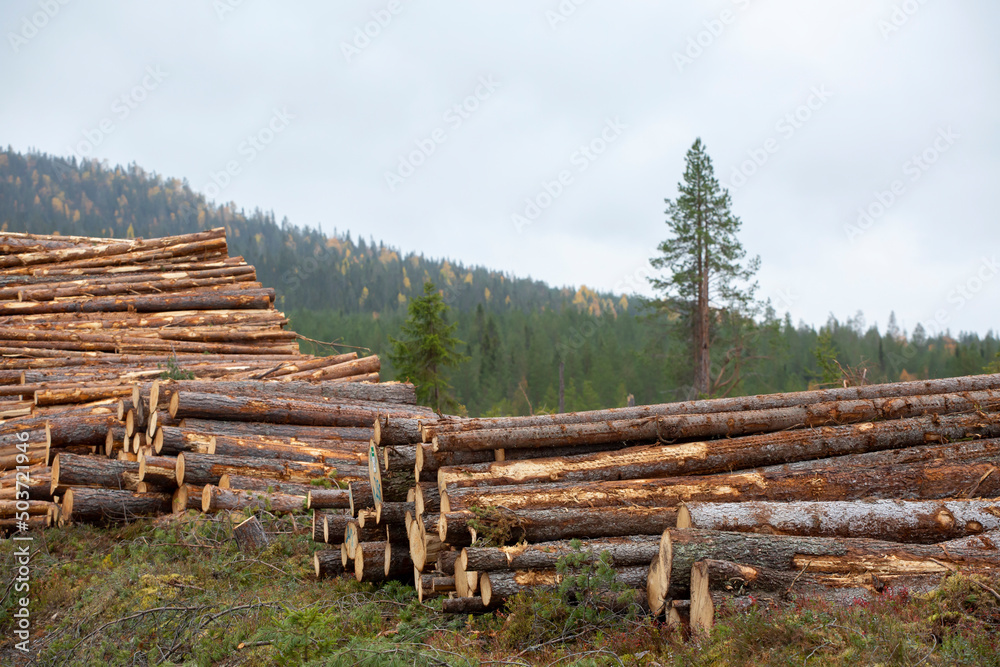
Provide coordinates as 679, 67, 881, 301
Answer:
1, 229, 999, 666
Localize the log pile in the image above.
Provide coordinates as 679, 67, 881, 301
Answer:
361, 373, 1000, 621
6, 229, 1000, 631
0, 229, 420, 533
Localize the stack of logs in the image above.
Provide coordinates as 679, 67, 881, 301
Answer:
0, 229, 401, 531
356, 374, 1000, 625
5, 229, 1000, 630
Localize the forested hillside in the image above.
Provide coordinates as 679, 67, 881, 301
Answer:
2, 147, 997, 415
0, 148, 617, 317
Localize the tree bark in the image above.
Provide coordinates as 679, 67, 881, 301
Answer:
207, 432, 364, 466
1, 289, 274, 316
349, 481, 374, 516
421, 373, 1000, 439
384, 445, 418, 472
480, 566, 647, 608
655, 528, 1000, 600
171, 484, 203, 513
307, 487, 351, 510
437, 550, 460, 575
462, 535, 661, 573
201, 485, 305, 514
51, 453, 140, 493
176, 418, 373, 443
436, 413, 1000, 489
438, 506, 680, 546
441, 457, 1000, 513
355, 542, 389, 582
138, 454, 179, 488
414, 483, 440, 516
62, 487, 172, 523
362, 501, 414, 526
217, 473, 315, 497
153, 427, 215, 456
374, 415, 424, 446
430, 389, 1000, 452
314, 549, 343, 578
285, 355, 380, 382
150, 378, 416, 405
441, 597, 495, 614
47, 414, 118, 447
676, 499, 1000, 543
176, 452, 356, 487
384, 540, 413, 579
170, 391, 425, 427
233, 515, 270, 552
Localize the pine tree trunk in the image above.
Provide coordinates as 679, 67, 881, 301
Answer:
676, 499, 1000, 543
441, 457, 1000, 512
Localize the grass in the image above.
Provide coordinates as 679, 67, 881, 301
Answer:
2, 512, 998, 666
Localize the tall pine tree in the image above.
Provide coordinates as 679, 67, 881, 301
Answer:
389, 281, 468, 413
649, 138, 759, 396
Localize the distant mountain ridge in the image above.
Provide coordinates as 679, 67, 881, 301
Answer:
0, 147, 627, 318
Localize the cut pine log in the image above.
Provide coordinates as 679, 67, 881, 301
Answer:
439, 506, 679, 547
201, 485, 306, 514
675, 499, 1000, 544
150, 378, 415, 406
50, 453, 140, 494
233, 515, 270, 552
314, 549, 343, 579
384, 541, 413, 579
431, 389, 1000, 452
62, 487, 172, 523
219, 474, 315, 497
355, 542, 388, 582
689, 560, 713, 634
349, 481, 375, 516
440, 457, 1000, 513
306, 487, 351, 510
171, 484, 203, 513
461, 535, 661, 573
436, 413, 1000, 490
650, 528, 1000, 606
169, 391, 424, 427
47, 414, 118, 448
689, 558, 908, 599
138, 454, 179, 488
441, 597, 495, 614
152, 426, 215, 455
177, 418, 373, 443
421, 373, 1000, 440
480, 566, 647, 608
175, 452, 351, 487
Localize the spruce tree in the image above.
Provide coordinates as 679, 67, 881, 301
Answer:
649, 138, 759, 396
389, 281, 468, 413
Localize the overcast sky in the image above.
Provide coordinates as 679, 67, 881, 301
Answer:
2, 1, 998, 336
